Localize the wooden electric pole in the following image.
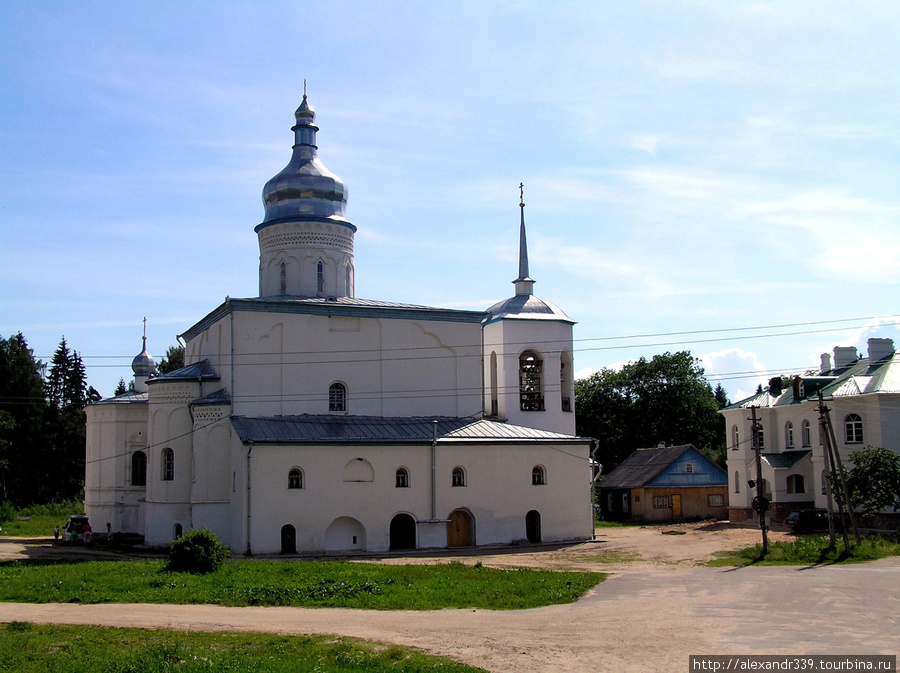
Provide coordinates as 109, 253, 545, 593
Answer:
750, 406, 768, 555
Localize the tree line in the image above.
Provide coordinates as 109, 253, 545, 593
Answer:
575, 350, 730, 474
0, 334, 100, 506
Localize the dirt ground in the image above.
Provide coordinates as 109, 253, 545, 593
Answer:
3, 523, 896, 673
0, 520, 790, 570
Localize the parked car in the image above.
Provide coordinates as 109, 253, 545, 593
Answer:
64, 514, 90, 543
784, 508, 828, 533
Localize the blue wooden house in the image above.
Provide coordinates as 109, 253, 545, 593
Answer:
599, 445, 728, 521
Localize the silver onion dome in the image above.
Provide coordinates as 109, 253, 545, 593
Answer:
257, 95, 354, 230
131, 336, 156, 378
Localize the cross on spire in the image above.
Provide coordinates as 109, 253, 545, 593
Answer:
514, 182, 534, 295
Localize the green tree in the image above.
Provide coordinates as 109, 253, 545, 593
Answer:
844, 446, 900, 518
713, 382, 730, 409
41, 337, 92, 503
0, 333, 48, 505
575, 351, 725, 472
114, 378, 128, 396
158, 344, 185, 375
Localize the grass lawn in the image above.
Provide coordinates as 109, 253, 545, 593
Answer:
0, 622, 486, 673
0, 500, 82, 538
709, 534, 900, 566
0, 557, 603, 610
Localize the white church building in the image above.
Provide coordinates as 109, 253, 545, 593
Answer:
84, 96, 594, 555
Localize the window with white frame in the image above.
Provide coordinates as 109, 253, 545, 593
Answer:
708, 494, 724, 507
732, 425, 740, 450
532, 465, 546, 485
288, 467, 303, 489
785, 421, 794, 448
653, 495, 670, 509
685, 463, 694, 474
844, 414, 863, 444
395, 467, 409, 488
801, 419, 812, 447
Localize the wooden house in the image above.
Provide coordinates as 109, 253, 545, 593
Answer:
599, 445, 728, 522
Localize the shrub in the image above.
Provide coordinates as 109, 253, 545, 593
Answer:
0, 501, 15, 524
167, 529, 228, 574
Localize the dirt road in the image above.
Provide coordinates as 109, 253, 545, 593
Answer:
2, 523, 898, 673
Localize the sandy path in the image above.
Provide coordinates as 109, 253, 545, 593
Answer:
2, 524, 897, 673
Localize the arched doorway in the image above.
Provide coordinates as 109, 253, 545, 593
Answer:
526, 510, 541, 543
447, 509, 473, 547
389, 513, 416, 550
281, 524, 296, 554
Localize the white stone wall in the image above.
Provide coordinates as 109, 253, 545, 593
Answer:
243, 440, 592, 555
84, 401, 149, 535
483, 318, 576, 435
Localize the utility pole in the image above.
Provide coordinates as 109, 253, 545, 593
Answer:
750, 407, 768, 555
819, 393, 861, 546
817, 401, 838, 550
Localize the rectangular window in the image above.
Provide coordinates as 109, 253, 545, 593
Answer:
708, 494, 724, 507
653, 495, 670, 509
685, 463, 694, 474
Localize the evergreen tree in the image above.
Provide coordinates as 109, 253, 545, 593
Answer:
43, 338, 91, 503
114, 378, 128, 396
158, 344, 185, 374
713, 382, 730, 409
0, 333, 48, 505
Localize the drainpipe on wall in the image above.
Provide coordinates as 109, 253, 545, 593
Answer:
229, 304, 235, 413
246, 440, 253, 556
431, 420, 438, 521
480, 316, 489, 417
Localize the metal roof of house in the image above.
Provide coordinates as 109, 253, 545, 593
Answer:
761, 450, 811, 468
94, 390, 149, 405
599, 445, 696, 489
150, 359, 220, 383
193, 388, 231, 405
724, 350, 900, 410
230, 415, 587, 445
181, 296, 487, 342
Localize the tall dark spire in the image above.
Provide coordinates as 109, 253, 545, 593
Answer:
513, 182, 535, 296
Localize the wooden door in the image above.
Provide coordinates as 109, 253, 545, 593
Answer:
447, 510, 471, 547
671, 494, 682, 518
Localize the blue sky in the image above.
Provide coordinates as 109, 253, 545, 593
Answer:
1, 1, 898, 403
